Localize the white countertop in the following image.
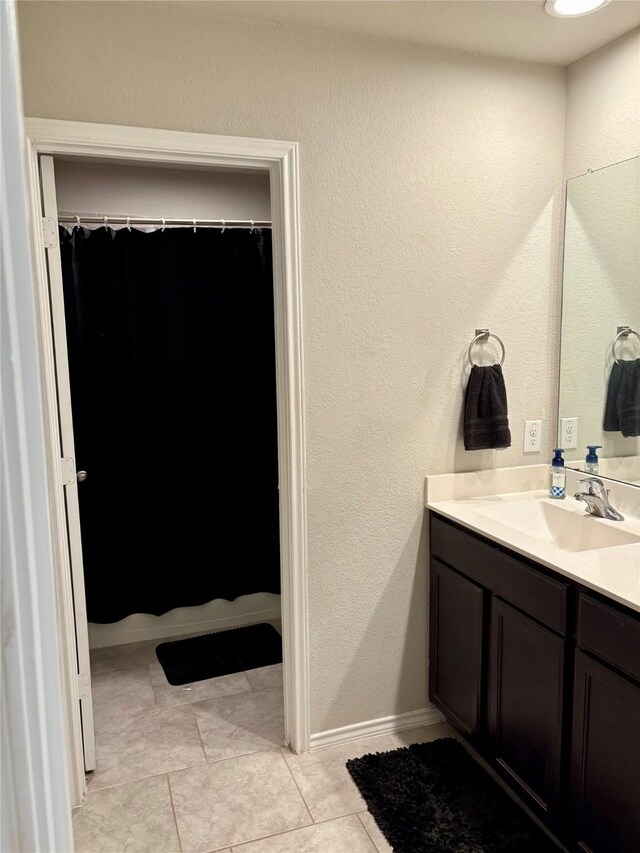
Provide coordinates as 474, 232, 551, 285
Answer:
427, 489, 640, 614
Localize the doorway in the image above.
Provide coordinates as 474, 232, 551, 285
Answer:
55, 159, 280, 635
25, 119, 309, 808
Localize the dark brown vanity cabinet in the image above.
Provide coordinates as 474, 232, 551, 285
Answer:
488, 598, 565, 823
429, 559, 484, 738
570, 593, 640, 852
570, 651, 640, 852
429, 511, 640, 852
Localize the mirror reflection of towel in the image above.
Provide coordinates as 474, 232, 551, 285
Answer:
603, 358, 640, 438
464, 364, 511, 451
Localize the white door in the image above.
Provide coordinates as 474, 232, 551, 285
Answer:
38, 154, 96, 772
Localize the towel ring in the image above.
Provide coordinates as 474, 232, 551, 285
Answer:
612, 326, 640, 364
468, 329, 505, 367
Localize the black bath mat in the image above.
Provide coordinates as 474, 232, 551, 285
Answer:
155, 622, 282, 685
346, 737, 561, 853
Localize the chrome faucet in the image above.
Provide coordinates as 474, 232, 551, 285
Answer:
574, 477, 625, 522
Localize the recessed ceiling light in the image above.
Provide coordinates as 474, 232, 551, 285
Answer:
545, 0, 611, 17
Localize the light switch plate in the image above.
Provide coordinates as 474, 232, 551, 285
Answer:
561, 417, 578, 451
524, 419, 542, 453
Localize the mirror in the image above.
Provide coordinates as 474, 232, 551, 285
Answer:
558, 156, 640, 485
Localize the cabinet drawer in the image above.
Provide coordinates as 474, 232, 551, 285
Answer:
578, 594, 640, 682
430, 514, 567, 634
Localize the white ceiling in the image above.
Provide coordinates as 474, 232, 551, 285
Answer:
193, 0, 640, 66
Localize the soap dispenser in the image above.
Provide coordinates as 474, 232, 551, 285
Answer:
584, 445, 602, 475
549, 448, 566, 499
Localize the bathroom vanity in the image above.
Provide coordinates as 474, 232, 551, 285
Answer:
426, 476, 640, 853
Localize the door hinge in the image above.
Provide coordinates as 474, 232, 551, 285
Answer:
78, 673, 91, 701
60, 457, 76, 486
42, 216, 58, 249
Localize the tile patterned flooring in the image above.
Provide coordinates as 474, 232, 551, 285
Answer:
75, 639, 453, 852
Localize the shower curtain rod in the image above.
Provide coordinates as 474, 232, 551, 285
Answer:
57, 212, 272, 228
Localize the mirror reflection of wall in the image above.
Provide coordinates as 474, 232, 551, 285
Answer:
558, 155, 640, 485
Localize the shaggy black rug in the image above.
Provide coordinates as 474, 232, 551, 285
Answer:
346, 737, 561, 853
155, 622, 282, 685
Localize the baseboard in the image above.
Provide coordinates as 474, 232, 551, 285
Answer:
309, 705, 445, 750
88, 600, 281, 648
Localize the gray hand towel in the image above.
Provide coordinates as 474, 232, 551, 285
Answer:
617, 358, 640, 438
603, 358, 640, 437
464, 364, 511, 451
603, 361, 623, 431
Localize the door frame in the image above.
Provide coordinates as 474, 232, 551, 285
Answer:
24, 117, 310, 803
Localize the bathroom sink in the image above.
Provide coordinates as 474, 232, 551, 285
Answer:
474, 499, 640, 553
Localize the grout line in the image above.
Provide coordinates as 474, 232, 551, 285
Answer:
304, 813, 366, 829
171, 747, 283, 777
147, 662, 162, 709
357, 811, 386, 852
199, 742, 288, 767
91, 660, 154, 677
165, 773, 184, 853
230, 813, 375, 852
90, 664, 130, 676
190, 704, 209, 762
160, 746, 283, 784
88, 654, 287, 805
173, 753, 313, 853
173, 685, 261, 715
86, 742, 286, 797
85, 757, 208, 795
278, 747, 316, 824
153, 673, 255, 711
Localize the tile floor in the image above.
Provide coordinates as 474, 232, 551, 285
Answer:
75, 638, 454, 852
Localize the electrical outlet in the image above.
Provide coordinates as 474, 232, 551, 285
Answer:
561, 417, 578, 451
523, 419, 542, 453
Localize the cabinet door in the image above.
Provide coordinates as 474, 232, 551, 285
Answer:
488, 598, 565, 824
429, 558, 484, 738
570, 651, 640, 852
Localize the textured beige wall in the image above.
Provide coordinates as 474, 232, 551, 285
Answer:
564, 28, 640, 180
55, 160, 271, 221
17, 1, 566, 733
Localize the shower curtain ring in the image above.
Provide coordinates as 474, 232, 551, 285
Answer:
127, 217, 131, 232
221, 219, 226, 233
75, 215, 81, 228
161, 218, 166, 231
103, 216, 108, 230
250, 219, 255, 232
193, 218, 197, 233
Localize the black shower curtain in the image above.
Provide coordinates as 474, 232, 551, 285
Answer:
59, 225, 280, 623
